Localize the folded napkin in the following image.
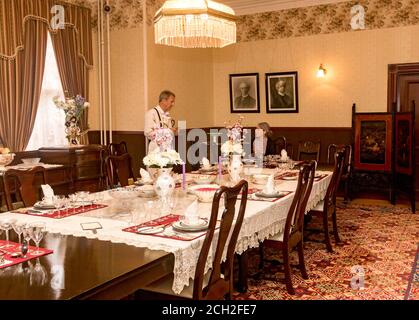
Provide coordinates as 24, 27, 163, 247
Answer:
41, 184, 55, 204
140, 168, 153, 182
184, 200, 199, 225
281, 149, 288, 161
201, 157, 211, 168
262, 174, 276, 195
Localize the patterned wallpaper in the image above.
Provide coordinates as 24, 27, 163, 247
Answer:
70, 0, 419, 40
237, 0, 419, 42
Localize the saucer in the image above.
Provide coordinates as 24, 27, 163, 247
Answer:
172, 219, 209, 232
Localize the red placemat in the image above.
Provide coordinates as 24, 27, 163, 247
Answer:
0, 240, 53, 269
13, 204, 108, 219
123, 214, 217, 242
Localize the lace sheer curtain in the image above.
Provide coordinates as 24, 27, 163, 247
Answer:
26, 34, 67, 151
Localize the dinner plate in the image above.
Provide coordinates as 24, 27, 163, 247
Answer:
136, 226, 164, 235
281, 176, 298, 181
33, 202, 56, 210
172, 219, 209, 232
180, 218, 207, 228
255, 192, 285, 198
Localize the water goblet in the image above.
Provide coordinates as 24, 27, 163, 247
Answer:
68, 194, 78, 214
29, 222, 46, 255
12, 221, 26, 245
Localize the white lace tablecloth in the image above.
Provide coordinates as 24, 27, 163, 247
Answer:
0, 169, 332, 294
0, 163, 63, 175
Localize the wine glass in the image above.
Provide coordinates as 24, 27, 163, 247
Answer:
29, 258, 48, 286
29, 222, 46, 255
12, 221, 26, 245
22, 224, 33, 258
0, 218, 17, 245
54, 195, 66, 218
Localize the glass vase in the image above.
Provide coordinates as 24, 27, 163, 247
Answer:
228, 154, 243, 184
154, 168, 175, 215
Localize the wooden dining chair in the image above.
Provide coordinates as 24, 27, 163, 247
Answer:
136, 180, 249, 300
306, 149, 346, 252
108, 141, 128, 156
297, 141, 321, 162
327, 144, 352, 201
273, 136, 287, 155
105, 153, 135, 188
3, 166, 47, 211
258, 161, 316, 295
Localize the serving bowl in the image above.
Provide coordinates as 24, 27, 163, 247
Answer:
137, 185, 157, 198
21, 158, 41, 165
193, 174, 216, 185
108, 187, 141, 200
189, 184, 219, 203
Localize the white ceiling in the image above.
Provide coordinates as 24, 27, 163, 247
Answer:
218, 0, 351, 15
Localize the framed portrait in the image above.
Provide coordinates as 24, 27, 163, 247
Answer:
395, 112, 414, 175
229, 73, 260, 113
265, 72, 299, 113
354, 113, 393, 172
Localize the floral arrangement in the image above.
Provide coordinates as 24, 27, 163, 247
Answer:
221, 116, 247, 156
148, 127, 174, 151
0, 147, 14, 167
143, 148, 184, 168
53, 95, 89, 144
0, 147, 10, 154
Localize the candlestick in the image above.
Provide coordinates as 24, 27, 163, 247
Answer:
182, 163, 186, 191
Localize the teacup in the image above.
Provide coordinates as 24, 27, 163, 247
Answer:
184, 214, 199, 226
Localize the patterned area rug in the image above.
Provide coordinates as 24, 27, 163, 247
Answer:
405, 245, 419, 300
233, 202, 419, 300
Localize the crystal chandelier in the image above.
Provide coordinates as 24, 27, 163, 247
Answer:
154, 0, 237, 48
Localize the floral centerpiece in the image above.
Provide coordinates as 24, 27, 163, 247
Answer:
53, 95, 89, 145
143, 127, 183, 181
0, 147, 15, 169
221, 116, 246, 157
143, 148, 183, 169
221, 116, 247, 183
143, 128, 184, 207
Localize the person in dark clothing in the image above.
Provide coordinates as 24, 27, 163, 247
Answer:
253, 122, 276, 156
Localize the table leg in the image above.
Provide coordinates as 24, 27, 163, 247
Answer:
237, 250, 248, 293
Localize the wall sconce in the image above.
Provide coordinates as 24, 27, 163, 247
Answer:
316, 64, 327, 78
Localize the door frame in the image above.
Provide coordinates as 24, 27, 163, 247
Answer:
388, 63, 419, 112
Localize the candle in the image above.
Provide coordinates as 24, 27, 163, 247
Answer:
182, 163, 186, 190
218, 156, 222, 181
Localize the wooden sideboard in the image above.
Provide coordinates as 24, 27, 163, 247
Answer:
39, 145, 106, 193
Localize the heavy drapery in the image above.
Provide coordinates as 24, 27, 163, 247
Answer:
0, 0, 93, 150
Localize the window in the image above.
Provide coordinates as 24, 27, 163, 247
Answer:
26, 33, 67, 151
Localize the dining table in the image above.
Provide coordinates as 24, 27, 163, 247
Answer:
0, 167, 333, 299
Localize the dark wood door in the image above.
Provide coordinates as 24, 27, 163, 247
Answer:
388, 63, 419, 203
